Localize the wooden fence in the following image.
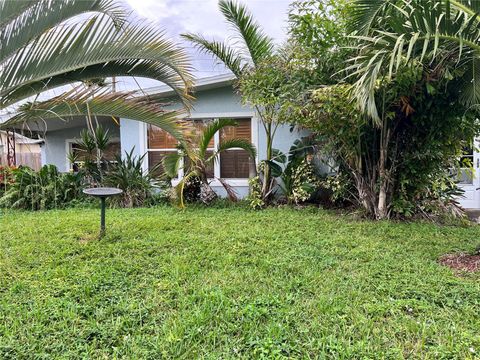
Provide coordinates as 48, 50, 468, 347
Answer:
0, 152, 41, 170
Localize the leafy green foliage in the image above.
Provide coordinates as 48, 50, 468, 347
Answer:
104, 149, 163, 208
278, 0, 480, 219
0, 206, 479, 357
267, 138, 322, 205
285, 159, 321, 204
68, 125, 114, 185
183, 0, 280, 203
288, 0, 353, 84
303, 68, 480, 219
237, 0, 355, 206
348, 0, 480, 121
0, 165, 84, 210
0, 126, 165, 210
246, 176, 265, 210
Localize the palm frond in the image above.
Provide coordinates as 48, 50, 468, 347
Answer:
210, 138, 257, 164
349, 0, 395, 35
1, 87, 186, 140
217, 138, 257, 158
198, 118, 238, 156
0, 0, 38, 29
1, 58, 194, 109
1, 13, 193, 108
181, 33, 245, 77
450, 0, 480, 19
0, 0, 125, 63
218, 0, 274, 65
162, 152, 182, 179
458, 56, 480, 107
349, 0, 480, 120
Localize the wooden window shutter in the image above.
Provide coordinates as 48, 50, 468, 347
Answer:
219, 118, 252, 178
220, 118, 251, 142
148, 125, 178, 149
193, 120, 214, 148
148, 151, 172, 176
220, 150, 252, 178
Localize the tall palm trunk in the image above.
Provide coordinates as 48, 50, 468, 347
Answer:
377, 121, 390, 219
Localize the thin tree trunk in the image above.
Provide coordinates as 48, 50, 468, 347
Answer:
377, 124, 390, 219
261, 122, 273, 200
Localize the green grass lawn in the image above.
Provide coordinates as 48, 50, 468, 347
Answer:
0, 206, 479, 359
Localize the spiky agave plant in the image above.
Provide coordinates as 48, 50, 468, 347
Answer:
162, 119, 257, 208
0, 0, 192, 136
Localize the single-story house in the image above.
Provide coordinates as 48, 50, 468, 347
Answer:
5, 74, 480, 209
8, 74, 309, 199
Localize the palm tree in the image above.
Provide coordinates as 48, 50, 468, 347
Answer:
344, 0, 480, 219
182, 0, 277, 201
348, 0, 480, 122
162, 119, 256, 207
0, 0, 192, 138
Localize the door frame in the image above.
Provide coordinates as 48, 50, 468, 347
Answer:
458, 137, 480, 209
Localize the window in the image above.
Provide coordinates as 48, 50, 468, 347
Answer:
147, 125, 179, 176
147, 119, 216, 177
147, 117, 253, 180
220, 118, 252, 178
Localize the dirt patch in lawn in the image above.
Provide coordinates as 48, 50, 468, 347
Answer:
439, 253, 480, 273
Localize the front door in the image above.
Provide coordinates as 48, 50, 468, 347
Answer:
458, 138, 480, 209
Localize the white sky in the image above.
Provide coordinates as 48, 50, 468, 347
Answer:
121, 0, 292, 88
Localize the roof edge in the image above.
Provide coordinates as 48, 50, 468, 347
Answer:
144, 73, 236, 97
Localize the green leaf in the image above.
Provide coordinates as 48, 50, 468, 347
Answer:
272, 148, 287, 164
265, 160, 283, 178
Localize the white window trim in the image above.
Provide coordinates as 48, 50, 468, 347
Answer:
143, 113, 257, 187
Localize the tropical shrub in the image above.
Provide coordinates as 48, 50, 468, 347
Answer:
303, 70, 480, 219
273, 0, 480, 219
0, 165, 84, 210
68, 126, 113, 185
320, 172, 355, 206
245, 138, 323, 208
273, 139, 322, 205
246, 176, 265, 210
288, 159, 321, 204
0, 149, 167, 210
104, 150, 161, 208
